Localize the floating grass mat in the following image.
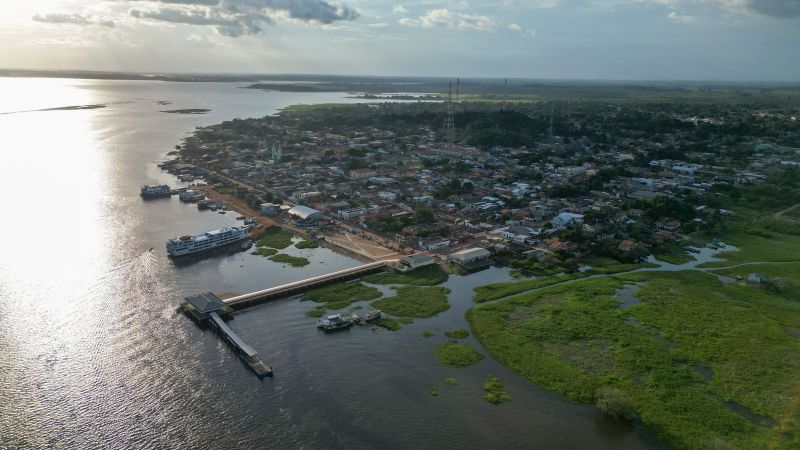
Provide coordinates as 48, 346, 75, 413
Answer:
295, 240, 319, 249
370, 286, 450, 318
362, 264, 449, 286
303, 282, 382, 309
434, 342, 484, 367
268, 254, 309, 267
256, 226, 294, 249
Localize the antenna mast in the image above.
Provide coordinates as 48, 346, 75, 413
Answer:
443, 82, 455, 152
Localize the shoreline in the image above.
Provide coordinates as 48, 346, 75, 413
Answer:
194, 184, 400, 263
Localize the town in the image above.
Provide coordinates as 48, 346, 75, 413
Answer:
160, 95, 800, 274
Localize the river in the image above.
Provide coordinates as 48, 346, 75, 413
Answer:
0, 78, 657, 449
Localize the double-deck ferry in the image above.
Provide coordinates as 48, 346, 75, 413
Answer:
166, 226, 249, 257
140, 184, 171, 199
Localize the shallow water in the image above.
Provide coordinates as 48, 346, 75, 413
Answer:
0, 78, 656, 449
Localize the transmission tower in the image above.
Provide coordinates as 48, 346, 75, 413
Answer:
443, 81, 455, 152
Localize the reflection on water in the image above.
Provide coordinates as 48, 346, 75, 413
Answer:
0, 79, 655, 449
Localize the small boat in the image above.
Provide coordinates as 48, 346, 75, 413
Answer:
236, 215, 246, 220
354, 309, 381, 324
316, 314, 354, 332
241, 239, 253, 250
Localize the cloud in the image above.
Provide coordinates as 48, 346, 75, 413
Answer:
401, 9, 495, 31
392, 5, 408, 14
507, 23, 536, 36
127, 0, 359, 36
666, 10, 697, 21
32, 13, 115, 28
745, 0, 800, 18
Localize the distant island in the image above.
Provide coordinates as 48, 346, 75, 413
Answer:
160, 108, 211, 115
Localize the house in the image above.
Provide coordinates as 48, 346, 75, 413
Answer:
418, 236, 451, 251
260, 203, 280, 216
500, 226, 539, 244
554, 212, 584, 228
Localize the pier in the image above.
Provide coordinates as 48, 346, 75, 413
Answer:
182, 261, 392, 378
208, 311, 272, 378
222, 261, 390, 309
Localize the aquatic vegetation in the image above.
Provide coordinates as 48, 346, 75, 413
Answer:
445, 377, 458, 386
430, 386, 439, 397
268, 254, 310, 267
422, 331, 434, 338
444, 328, 470, 339
473, 273, 589, 303
434, 342, 484, 367
467, 271, 800, 448
398, 317, 414, 324
256, 226, 294, 249
375, 318, 400, 331
363, 265, 449, 286
303, 282, 382, 309
370, 286, 450, 318
305, 307, 325, 317
252, 247, 278, 257
483, 376, 511, 405
295, 240, 319, 249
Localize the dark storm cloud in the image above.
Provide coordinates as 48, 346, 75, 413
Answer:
130, 7, 265, 36
127, 0, 359, 36
746, 0, 800, 18
32, 13, 116, 27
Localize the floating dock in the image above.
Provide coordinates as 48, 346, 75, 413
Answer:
208, 311, 272, 378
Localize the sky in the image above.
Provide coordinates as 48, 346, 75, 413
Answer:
0, 0, 799, 81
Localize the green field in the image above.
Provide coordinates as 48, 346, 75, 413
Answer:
362, 265, 449, 286
370, 285, 450, 318
467, 270, 800, 448
302, 281, 382, 309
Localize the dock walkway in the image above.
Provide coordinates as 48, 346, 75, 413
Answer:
223, 261, 390, 309
208, 311, 272, 378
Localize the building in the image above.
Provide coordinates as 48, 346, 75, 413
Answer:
288, 205, 322, 227
449, 247, 492, 268
554, 212, 585, 228
418, 236, 451, 251
339, 207, 368, 221
397, 253, 436, 272
260, 203, 280, 215
182, 292, 232, 322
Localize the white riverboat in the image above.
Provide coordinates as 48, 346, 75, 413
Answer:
166, 226, 249, 257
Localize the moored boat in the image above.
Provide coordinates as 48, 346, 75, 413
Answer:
316, 314, 354, 332
166, 226, 249, 257
140, 184, 171, 199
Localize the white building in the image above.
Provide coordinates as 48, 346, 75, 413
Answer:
449, 247, 492, 267
398, 253, 435, 271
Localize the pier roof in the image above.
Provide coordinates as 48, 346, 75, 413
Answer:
184, 292, 226, 313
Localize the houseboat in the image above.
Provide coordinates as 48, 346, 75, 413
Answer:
316, 314, 354, 332
140, 184, 171, 199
